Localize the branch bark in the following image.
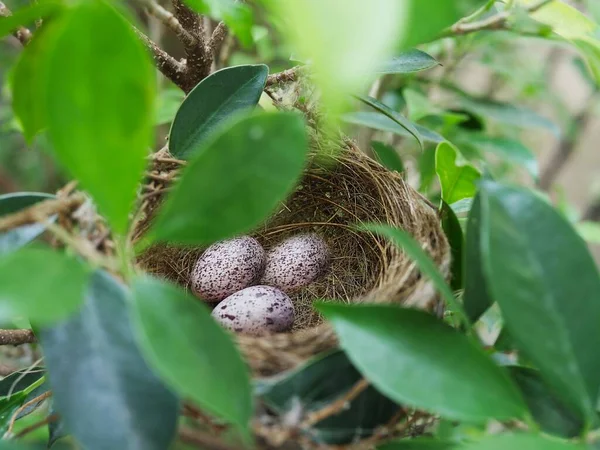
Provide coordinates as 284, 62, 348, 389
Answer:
178, 427, 243, 450
0, 195, 84, 232
0, 1, 32, 45
0, 329, 36, 346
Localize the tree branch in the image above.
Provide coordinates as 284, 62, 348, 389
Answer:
0, 1, 32, 45
0, 329, 36, 346
266, 66, 302, 87
0, 195, 84, 232
178, 427, 243, 450
140, 0, 197, 48
208, 21, 227, 56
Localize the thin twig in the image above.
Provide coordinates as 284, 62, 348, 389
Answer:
14, 413, 59, 439
0, 329, 36, 346
6, 391, 52, 436
303, 379, 369, 426
266, 66, 302, 87
208, 21, 227, 56
0, 1, 32, 45
138, 0, 197, 48
0, 195, 84, 232
178, 427, 243, 450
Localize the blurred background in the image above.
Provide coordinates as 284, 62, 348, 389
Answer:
1, 0, 599, 258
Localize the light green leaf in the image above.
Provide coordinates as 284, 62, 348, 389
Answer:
521, 0, 597, 39
318, 303, 527, 423
155, 87, 185, 125
169, 64, 268, 159
45, 1, 155, 233
0, 247, 89, 324
377, 49, 439, 74
457, 433, 587, 450
576, 221, 600, 244
356, 95, 423, 149
0, 2, 61, 40
183, 0, 253, 46
153, 111, 307, 245
436, 142, 481, 205
363, 224, 467, 327
131, 276, 252, 434
41, 270, 179, 450
573, 36, 600, 86
371, 141, 404, 173
480, 181, 600, 423
342, 111, 444, 144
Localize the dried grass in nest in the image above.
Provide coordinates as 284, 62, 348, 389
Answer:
136, 138, 450, 377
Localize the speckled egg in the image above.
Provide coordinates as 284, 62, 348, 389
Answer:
211, 286, 295, 335
261, 233, 330, 292
191, 236, 265, 302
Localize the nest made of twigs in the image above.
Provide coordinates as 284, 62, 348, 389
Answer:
135, 135, 450, 377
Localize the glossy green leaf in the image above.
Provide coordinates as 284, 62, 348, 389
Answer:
0, 192, 54, 255
576, 221, 600, 244
0, 2, 61, 40
436, 142, 481, 205
441, 201, 463, 291
169, 64, 268, 159
509, 367, 583, 438
463, 196, 492, 323
40, 271, 179, 450
45, 1, 154, 233
457, 433, 587, 450
131, 276, 252, 433
364, 224, 467, 326
0, 247, 88, 324
342, 111, 444, 144
256, 350, 399, 445
378, 439, 456, 450
356, 95, 423, 149
377, 49, 439, 74
371, 141, 404, 173
480, 182, 600, 422
318, 304, 527, 423
183, 0, 253, 46
154, 112, 307, 245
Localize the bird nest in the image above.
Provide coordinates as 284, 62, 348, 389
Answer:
135, 135, 450, 377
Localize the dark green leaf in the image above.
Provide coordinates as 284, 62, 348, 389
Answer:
456, 433, 587, 450
256, 350, 399, 445
0, 247, 89, 324
364, 224, 467, 326
463, 196, 492, 323
318, 304, 527, 423
441, 201, 463, 291
0, 369, 44, 399
435, 142, 481, 205
509, 367, 583, 438
154, 111, 307, 245
355, 95, 423, 149
131, 276, 252, 433
169, 64, 268, 158
0, 192, 54, 254
40, 271, 179, 450
45, 1, 154, 233
183, 0, 253, 46
377, 50, 439, 74
371, 141, 404, 172
0, 2, 61, 40
480, 181, 600, 422
342, 111, 444, 144
378, 439, 456, 450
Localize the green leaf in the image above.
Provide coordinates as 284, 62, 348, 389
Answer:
45, 1, 154, 234
169, 64, 268, 159
0, 2, 61, 40
356, 95, 423, 149
573, 36, 600, 86
317, 304, 527, 423
0, 192, 54, 255
155, 87, 185, 125
131, 276, 252, 433
40, 270, 179, 450
576, 221, 600, 244
456, 433, 587, 450
256, 350, 399, 445
479, 181, 600, 422
153, 111, 307, 245
463, 196, 492, 323
378, 439, 456, 450
371, 141, 404, 173
364, 224, 467, 326
377, 49, 439, 74
521, 0, 597, 39
509, 367, 583, 438
0, 247, 89, 324
436, 142, 481, 205
342, 111, 444, 144
441, 201, 463, 291
183, 0, 253, 46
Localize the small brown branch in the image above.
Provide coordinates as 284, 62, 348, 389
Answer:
303, 379, 369, 426
0, 195, 84, 232
178, 427, 243, 450
208, 21, 227, 56
266, 66, 302, 87
6, 391, 52, 436
141, 0, 197, 48
172, 0, 202, 35
14, 412, 59, 439
0, 1, 32, 45
0, 329, 36, 346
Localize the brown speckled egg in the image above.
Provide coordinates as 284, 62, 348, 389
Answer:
261, 233, 330, 293
191, 236, 265, 302
211, 286, 294, 335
